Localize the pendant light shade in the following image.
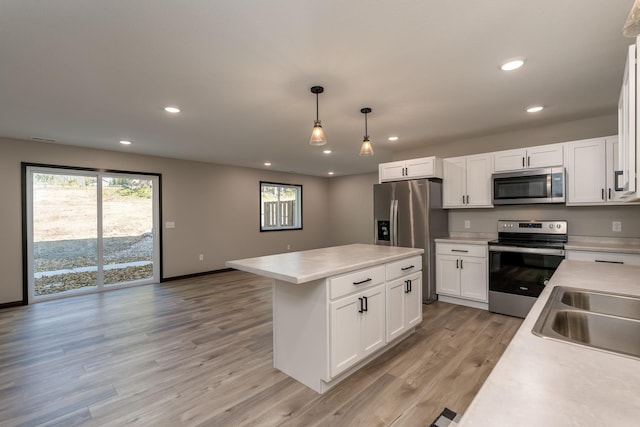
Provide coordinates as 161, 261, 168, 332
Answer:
309, 86, 327, 146
359, 107, 374, 156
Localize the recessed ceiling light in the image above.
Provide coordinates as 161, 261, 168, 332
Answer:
328, 171, 334, 175
164, 106, 181, 113
323, 149, 332, 154
264, 162, 272, 166
388, 136, 399, 141
500, 58, 525, 71
526, 105, 544, 113
120, 140, 132, 145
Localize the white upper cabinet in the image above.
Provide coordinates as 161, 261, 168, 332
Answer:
565, 138, 607, 205
618, 40, 640, 202
378, 156, 443, 183
443, 154, 493, 208
565, 136, 624, 205
493, 143, 564, 172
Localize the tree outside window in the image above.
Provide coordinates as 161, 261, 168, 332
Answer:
260, 182, 302, 231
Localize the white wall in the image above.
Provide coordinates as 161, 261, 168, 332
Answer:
328, 173, 378, 245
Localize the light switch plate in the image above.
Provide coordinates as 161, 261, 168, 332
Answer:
612, 221, 622, 232
166, 221, 176, 229
464, 220, 471, 229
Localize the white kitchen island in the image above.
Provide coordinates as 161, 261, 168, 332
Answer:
226, 243, 424, 393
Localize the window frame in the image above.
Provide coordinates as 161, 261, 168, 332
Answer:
259, 181, 303, 232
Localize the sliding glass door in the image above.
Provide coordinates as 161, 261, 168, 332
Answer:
26, 166, 160, 302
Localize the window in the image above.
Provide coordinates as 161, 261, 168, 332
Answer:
260, 181, 302, 231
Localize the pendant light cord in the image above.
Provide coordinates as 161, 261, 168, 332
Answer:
364, 111, 368, 136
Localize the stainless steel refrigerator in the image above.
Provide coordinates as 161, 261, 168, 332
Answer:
374, 179, 448, 303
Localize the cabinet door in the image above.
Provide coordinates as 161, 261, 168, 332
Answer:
436, 255, 461, 296
606, 137, 625, 202
459, 256, 488, 302
379, 161, 407, 182
361, 285, 386, 357
566, 139, 606, 205
405, 157, 434, 178
443, 157, 466, 208
527, 144, 564, 169
405, 274, 422, 328
386, 273, 422, 342
526, 144, 564, 169
465, 154, 493, 207
386, 278, 406, 342
494, 148, 527, 172
619, 44, 638, 199
330, 295, 361, 377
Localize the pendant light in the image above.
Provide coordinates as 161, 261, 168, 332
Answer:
309, 86, 327, 146
359, 107, 374, 156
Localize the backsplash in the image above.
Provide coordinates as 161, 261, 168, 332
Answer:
449, 204, 640, 238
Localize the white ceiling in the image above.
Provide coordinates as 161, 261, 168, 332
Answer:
0, 0, 635, 176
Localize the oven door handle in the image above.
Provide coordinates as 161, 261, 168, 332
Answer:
489, 245, 565, 256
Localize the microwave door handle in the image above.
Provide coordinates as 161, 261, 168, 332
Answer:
546, 174, 552, 197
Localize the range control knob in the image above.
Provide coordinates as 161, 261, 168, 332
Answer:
549, 224, 553, 229
557, 224, 561, 229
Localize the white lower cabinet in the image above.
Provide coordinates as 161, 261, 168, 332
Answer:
566, 249, 640, 266
386, 271, 422, 342
436, 242, 488, 306
330, 284, 386, 377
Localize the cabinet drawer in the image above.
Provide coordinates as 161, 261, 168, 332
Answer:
329, 265, 386, 300
386, 256, 422, 281
566, 250, 640, 266
436, 243, 487, 258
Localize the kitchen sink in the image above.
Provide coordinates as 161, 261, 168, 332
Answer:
533, 286, 640, 360
560, 290, 640, 320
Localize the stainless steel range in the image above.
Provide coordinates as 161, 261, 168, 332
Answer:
488, 220, 567, 318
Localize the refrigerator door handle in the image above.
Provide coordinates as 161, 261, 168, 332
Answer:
392, 200, 399, 246
389, 200, 395, 246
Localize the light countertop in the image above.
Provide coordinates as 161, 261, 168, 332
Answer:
459, 260, 640, 426
225, 244, 423, 284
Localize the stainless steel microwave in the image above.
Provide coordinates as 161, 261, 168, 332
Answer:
492, 167, 565, 205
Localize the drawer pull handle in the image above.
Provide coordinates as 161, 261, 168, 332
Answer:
401, 265, 415, 271
451, 249, 468, 253
353, 278, 372, 285
595, 260, 624, 264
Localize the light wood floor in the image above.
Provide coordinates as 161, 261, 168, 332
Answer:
0, 270, 522, 427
